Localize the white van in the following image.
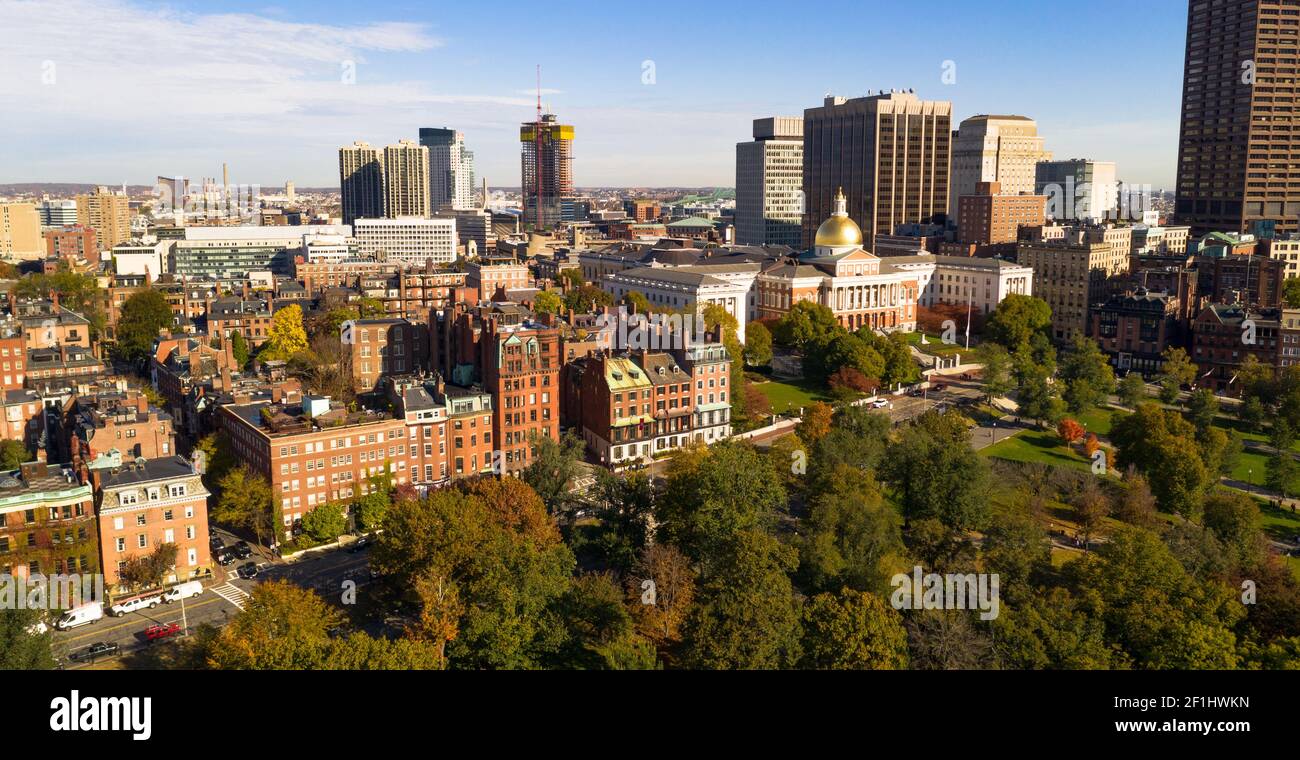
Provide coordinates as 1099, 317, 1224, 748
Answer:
163, 581, 203, 603
55, 602, 103, 630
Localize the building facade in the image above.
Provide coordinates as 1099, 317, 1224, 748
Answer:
736, 116, 804, 247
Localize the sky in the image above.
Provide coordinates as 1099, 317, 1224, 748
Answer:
0, 0, 1189, 190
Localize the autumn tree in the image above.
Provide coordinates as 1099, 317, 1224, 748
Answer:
796, 401, 834, 446
626, 543, 696, 659
262, 304, 309, 361
800, 588, 908, 670
1057, 418, 1085, 446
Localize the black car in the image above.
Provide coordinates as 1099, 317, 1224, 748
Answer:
70, 642, 119, 663
233, 541, 254, 559
216, 549, 237, 566
347, 535, 372, 553
236, 562, 259, 579
209, 535, 225, 552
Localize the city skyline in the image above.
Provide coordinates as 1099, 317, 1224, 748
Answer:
1, 0, 1185, 189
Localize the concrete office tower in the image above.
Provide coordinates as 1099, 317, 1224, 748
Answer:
420, 127, 476, 211
383, 140, 431, 219
285, 181, 296, 203
0, 203, 43, 259
949, 115, 1052, 211
339, 141, 386, 225
1034, 159, 1118, 222
736, 116, 804, 247
520, 112, 574, 229
1175, 0, 1300, 237
74, 186, 131, 254
802, 91, 952, 249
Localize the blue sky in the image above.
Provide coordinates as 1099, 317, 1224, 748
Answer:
0, 0, 1188, 189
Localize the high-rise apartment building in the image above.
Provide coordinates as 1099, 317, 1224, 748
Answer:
1175, 0, 1300, 237
521, 113, 574, 229
74, 187, 131, 254
419, 128, 476, 211
383, 140, 431, 219
949, 115, 1052, 211
1035, 159, 1119, 222
0, 202, 43, 259
37, 199, 78, 228
736, 116, 804, 247
339, 141, 386, 225
802, 91, 951, 249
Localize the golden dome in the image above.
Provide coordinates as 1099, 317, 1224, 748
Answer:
814, 187, 863, 248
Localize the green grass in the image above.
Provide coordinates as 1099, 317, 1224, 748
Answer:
981, 428, 1095, 473
1227, 448, 1271, 488
752, 377, 830, 415
899, 331, 967, 357
1075, 406, 1116, 437
1259, 498, 1300, 542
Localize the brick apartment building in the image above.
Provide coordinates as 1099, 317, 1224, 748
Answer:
1090, 289, 1184, 377
956, 181, 1047, 246
43, 225, 99, 265
94, 455, 212, 594
346, 318, 428, 392
67, 389, 176, 477
0, 461, 97, 581
1192, 304, 1281, 394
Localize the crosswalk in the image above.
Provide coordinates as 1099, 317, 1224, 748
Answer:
210, 583, 250, 611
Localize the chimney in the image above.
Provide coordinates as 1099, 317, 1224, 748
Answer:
271, 385, 282, 404
50, 290, 60, 311
7, 290, 15, 316
136, 393, 149, 415
220, 365, 232, 392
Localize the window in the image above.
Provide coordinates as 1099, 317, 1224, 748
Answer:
169, 483, 187, 498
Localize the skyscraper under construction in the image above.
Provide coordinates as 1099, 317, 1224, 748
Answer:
520, 113, 574, 229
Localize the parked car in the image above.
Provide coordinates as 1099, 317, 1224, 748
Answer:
347, 535, 372, 554
144, 622, 182, 642
55, 602, 103, 630
110, 594, 162, 617
209, 535, 225, 552
216, 549, 237, 566
236, 562, 259, 579
163, 580, 203, 603
233, 541, 254, 559
69, 641, 119, 663
869, 398, 890, 409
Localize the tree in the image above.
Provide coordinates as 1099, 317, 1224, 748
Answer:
533, 289, 563, 315
1110, 403, 1215, 519
984, 294, 1051, 352
1284, 276, 1300, 309
1118, 373, 1147, 409
743, 321, 773, 367
796, 401, 834, 446
1072, 479, 1111, 547
1059, 334, 1115, 414
301, 502, 346, 542
229, 329, 250, 368
1266, 448, 1300, 498
118, 542, 178, 591
1115, 469, 1159, 528
212, 465, 277, 549
0, 608, 56, 669
1202, 490, 1265, 568
0, 439, 31, 470
115, 289, 174, 363
563, 285, 614, 314
804, 331, 884, 386
627, 543, 696, 659
1057, 418, 1085, 446
680, 530, 803, 669
772, 301, 840, 349
655, 441, 785, 564
977, 343, 1015, 401
991, 588, 1113, 669
827, 366, 878, 400
857, 328, 919, 387
1065, 527, 1243, 669
702, 303, 749, 425
262, 304, 309, 360
800, 589, 908, 670
1083, 433, 1100, 458
1157, 347, 1197, 404
522, 430, 586, 513
1186, 387, 1220, 433
559, 268, 585, 289
798, 465, 904, 595
371, 484, 575, 669
880, 410, 991, 531
622, 290, 651, 315
554, 573, 658, 670
355, 473, 392, 532
1016, 364, 1066, 428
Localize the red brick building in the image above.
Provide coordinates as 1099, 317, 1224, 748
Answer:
43, 225, 99, 265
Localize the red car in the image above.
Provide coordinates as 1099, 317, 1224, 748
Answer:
144, 622, 182, 642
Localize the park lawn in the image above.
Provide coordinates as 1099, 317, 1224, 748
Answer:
1258, 498, 1300, 543
981, 428, 1095, 473
1075, 406, 1116, 437
899, 331, 967, 357
752, 377, 830, 415
1228, 448, 1271, 488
